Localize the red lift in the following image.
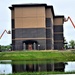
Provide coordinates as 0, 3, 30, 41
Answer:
0, 30, 11, 39
64, 16, 75, 28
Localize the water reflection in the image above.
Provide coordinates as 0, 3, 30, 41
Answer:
12, 62, 65, 72
0, 64, 12, 74
65, 62, 75, 72
0, 61, 75, 74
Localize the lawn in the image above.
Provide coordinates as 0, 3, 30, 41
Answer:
8, 71, 75, 75
0, 50, 75, 61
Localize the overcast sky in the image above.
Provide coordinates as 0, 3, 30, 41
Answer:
0, 0, 75, 45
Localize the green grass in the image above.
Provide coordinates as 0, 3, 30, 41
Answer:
0, 50, 75, 61
7, 71, 75, 75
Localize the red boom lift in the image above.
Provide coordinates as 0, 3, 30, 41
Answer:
64, 16, 75, 28
0, 30, 11, 39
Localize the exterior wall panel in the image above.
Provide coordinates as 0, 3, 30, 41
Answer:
54, 18, 63, 25
12, 40, 15, 50
46, 39, 52, 49
54, 34, 63, 40
54, 42, 64, 50
46, 18, 52, 27
15, 28, 46, 38
14, 40, 23, 50
36, 39, 46, 50
54, 25, 63, 32
11, 10, 14, 19
46, 29, 52, 38
15, 17, 45, 28
46, 8, 53, 24
46, 17, 54, 49
15, 18, 23, 28
15, 8, 23, 18
53, 24, 64, 49
12, 30, 15, 39
12, 19, 15, 28
14, 7, 45, 28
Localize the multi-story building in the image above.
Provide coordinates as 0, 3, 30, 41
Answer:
9, 4, 64, 50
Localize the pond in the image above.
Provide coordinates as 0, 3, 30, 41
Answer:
0, 60, 75, 74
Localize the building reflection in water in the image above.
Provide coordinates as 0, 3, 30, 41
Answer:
12, 62, 66, 72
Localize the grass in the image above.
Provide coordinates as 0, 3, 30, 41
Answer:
0, 50, 75, 61
7, 71, 75, 75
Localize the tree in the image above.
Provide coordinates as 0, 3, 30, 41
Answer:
69, 40, 75, 49
64, 37, 68, 49
0, 45, 1, 52
0, 45, 11, 51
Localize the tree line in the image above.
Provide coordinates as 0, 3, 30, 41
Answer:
0, 45, 11, 52
64, 40, 75, 49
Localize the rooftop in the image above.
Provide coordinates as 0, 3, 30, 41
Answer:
9, 3, 64, 18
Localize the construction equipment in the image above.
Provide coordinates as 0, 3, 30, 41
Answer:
0, 30, 11, 39
64, 16, 75, 28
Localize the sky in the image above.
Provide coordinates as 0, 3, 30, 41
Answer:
65, 62, 75, 72
0, 0, 75, 45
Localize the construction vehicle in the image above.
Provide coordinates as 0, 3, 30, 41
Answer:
0, 30, 11, 39
64, 16, 75, 28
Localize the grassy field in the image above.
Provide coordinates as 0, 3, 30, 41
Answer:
0, 50, 75, 61
8, 71, 75, 75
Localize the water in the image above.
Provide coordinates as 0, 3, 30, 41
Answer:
0, 60, 75, 74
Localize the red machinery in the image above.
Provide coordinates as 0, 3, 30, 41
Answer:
64, 16, 75, 28
0, 30, 11, 39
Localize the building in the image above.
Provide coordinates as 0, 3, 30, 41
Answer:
9, 4, 64, 50
12, 62, 66, 72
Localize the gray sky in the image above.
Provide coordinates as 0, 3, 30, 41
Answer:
0, 0, 75, 45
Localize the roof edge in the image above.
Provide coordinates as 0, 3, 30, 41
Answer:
9, 4, 47, 10
54, 15, 64, 18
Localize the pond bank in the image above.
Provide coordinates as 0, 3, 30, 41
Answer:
0, 50, 75, 61
8, 71, 75, 75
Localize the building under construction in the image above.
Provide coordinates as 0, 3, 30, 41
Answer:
9, 4, 64, 50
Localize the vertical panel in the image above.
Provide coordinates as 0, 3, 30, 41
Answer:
23, 7, 36, 17
36, 7, 45, 17
54, 18, 63, 25
54, 34, 63, 40
15, 18, 23, 28
46, 39, 52, 49
53, 25, 63, 32
46, 29, 52, 38
12, 30, 15, 39
54, 42, 64, 50
11, 10, 15, 19
46, 18, 52, 27
46, 8, 53, 24
12, 19, 15, 28
15, 8, 23, 18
